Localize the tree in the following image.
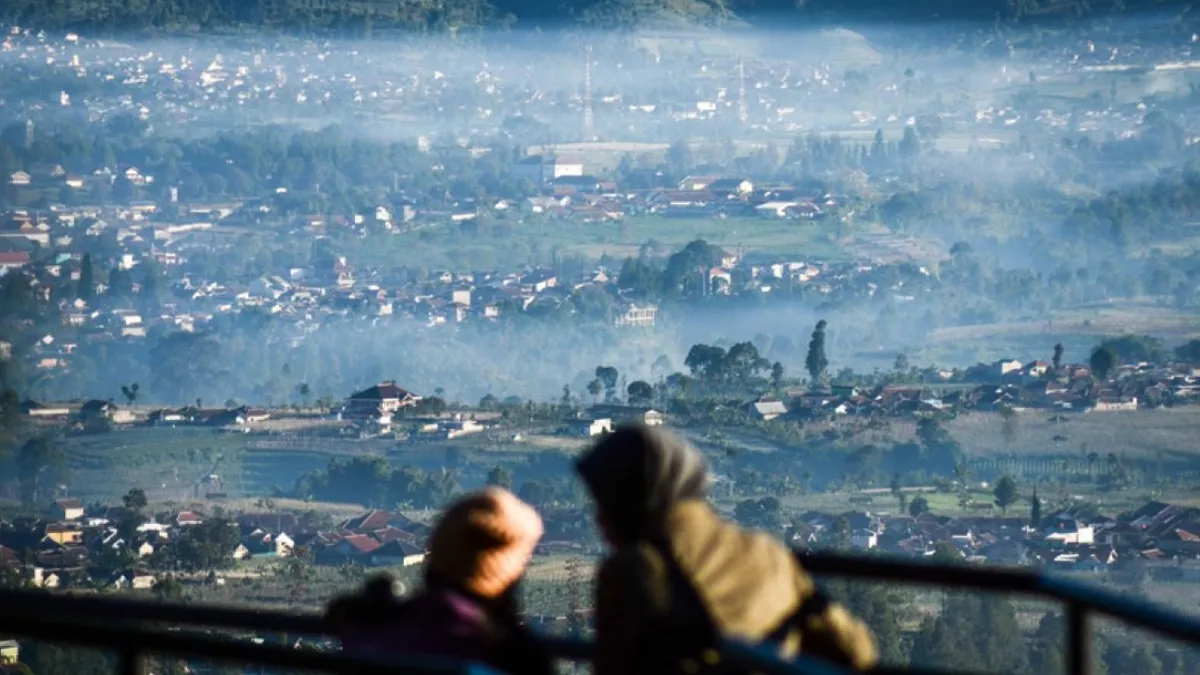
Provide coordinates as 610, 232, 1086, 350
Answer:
908, 495, 930, 517
1030, 485, 1042, 528
805, 319, 830, 392
152, 575, 185, 602
733, 497, 783, 530
999, 405, 1018, 444
122, 488, 148, 513
17, 436, 66, 506
296, 382, 311, 407
1090, 346, 1118, 381
486, 466, 513, 490
594, 366, 619, 401
770, 361, 785, 389
626, 380, 653, 405
586, 378, 603, 402
889, 472, 903, 509
120, 383, 139, 406
684, 343, 728, 382
1175, 339, 1200, 363
175, 518, 240, 572
899, 126, 921, 161
78, 254, 94, 300
1052, 343, 1065, 370
993, 475, 1019, 514
517, 480, 555, 508
930, 542, 960, 565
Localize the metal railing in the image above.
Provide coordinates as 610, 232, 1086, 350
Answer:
1, 552, 1199, 675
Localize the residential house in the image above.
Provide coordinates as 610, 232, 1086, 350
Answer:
850, 529, 879, 550
678, 176, 718, 191
53, 498, 85, 521
78, 399, 137, 424
0, 639, 18, 666
1043, 517, 1094, 545
43, 524, 84, 546
585, 405, 665, 427
8, 172, 31, 186
368, 539, 426, 567
514, 154, 584, 185
103, 570, 157, 590
0, 251, 30, 273
748, 400, 788, 421
344, 381, 421, 414
566, 417, 613, 437
707, 178, 754, 196
1091, 397, 1138, 412
996, 359, 1024, 376
176, 511, 205, 527
237, 532, 295, 559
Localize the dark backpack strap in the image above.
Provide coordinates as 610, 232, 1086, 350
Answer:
761, 590, 833, 645
638, 537, 725, 674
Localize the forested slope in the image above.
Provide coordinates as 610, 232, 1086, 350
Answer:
0, 0, 1192, 34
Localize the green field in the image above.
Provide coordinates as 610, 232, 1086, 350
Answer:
343, 215, 855, 271
60, 428, 353, 503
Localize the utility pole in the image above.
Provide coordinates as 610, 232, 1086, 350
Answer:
738, 56, 748, 125
583, 45, 595, 141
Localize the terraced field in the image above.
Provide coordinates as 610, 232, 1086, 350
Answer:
61, 428, 355, 503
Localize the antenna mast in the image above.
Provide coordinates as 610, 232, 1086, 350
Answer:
583, 45, 595, 141
738, 56, 748, 125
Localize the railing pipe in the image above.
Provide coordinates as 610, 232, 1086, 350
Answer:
1065, 603, 1092, 675
2, 588, 326, 635
118, 649, 146, 675
1036, 576, 1200, 647
0, 611, 488, 675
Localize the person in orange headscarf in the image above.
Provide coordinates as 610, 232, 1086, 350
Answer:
326, 488, 552, 675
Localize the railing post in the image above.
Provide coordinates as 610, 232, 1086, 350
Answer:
119, 648, 146, 675
1065, 603, 1093, 675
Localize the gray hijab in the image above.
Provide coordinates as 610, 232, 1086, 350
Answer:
575, 424, 709, 542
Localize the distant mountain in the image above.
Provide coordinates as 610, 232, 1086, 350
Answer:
1, 0, 1195, 34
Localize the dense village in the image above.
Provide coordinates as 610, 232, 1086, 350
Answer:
4, 484, 1200, 597
2, 8, 1200, 674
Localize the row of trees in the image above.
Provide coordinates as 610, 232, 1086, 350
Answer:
0, 0, 1146, 34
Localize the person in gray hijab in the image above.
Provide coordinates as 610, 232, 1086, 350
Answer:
576, 424, 877, 675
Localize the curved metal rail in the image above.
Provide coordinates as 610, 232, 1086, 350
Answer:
1, 551, 1199, 675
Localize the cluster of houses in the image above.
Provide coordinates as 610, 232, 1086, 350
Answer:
511, 156, 835, 222
745, 358, 1200, 422
801, 499, 1200, 580
20, 397, 272, 430
5, 491, 1200, 597
0, 500, 432, 591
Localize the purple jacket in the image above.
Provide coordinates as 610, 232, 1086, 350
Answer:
340, 588, 493, 663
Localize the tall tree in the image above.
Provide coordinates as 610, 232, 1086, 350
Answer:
1030, 485, 1042, 528
17, 436, 66, 506
805, 319, 830, 392
1052, 342, 1065, 370
993, 475, 1018, 514
1089, 346, 1118, 381
586, 378, 603, 402
626, 380, 653, 405
594, 366, 619, 401
78, 254, 94, 300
